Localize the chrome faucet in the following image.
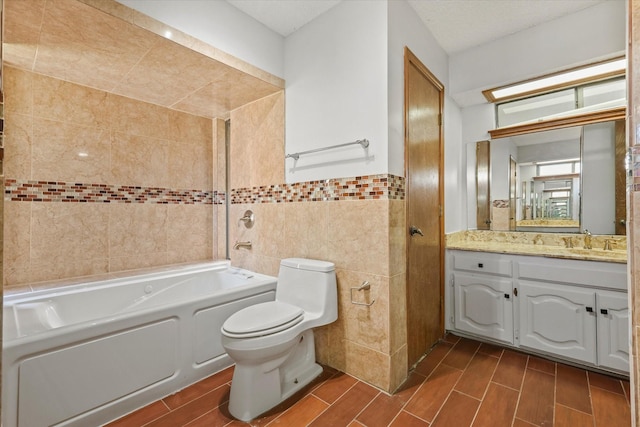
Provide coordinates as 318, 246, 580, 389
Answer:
583, 229, 592, 250
233, 241, 252, 250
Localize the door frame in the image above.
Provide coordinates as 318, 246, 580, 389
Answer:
404, 47, 446, 356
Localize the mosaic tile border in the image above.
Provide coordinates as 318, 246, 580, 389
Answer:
4, 174, 405, 205
231, 174, 405, 203
631, 145, 640, 191
4, 179, 217, 204
492, 199, 510, 208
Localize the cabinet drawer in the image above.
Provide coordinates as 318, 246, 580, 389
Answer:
518, 258, 627, 290
452, 252, 512, 276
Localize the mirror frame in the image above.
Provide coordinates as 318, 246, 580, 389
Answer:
489, 107, 625, 139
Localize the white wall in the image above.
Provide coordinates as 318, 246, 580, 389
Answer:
457, 1, 625, 232
490, 140, 517, 201
284, 1, 389, 183
582, 121, 616, 234
387, 0, 450, 176
449, 1, 626, 107
116, 0, 285, 78
387, 0, 463, 233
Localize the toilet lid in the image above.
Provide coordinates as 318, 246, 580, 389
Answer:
222, 301, 304, 338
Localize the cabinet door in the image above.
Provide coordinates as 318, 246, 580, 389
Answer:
454, 273, 513, 344
597, 291, 629, 372
519, 281, 596, 364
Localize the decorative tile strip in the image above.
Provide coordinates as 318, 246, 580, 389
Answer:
5, 174, 405, 205
631, 146, 640, 192
4, 179, 219, 204
231, 174, 405, 204
492, 199, 510, 208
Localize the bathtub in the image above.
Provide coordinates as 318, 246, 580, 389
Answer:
2, 261, 277, 427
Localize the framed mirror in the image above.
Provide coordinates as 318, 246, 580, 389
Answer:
471, 119, 625, 235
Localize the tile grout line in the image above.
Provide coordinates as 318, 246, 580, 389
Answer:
348, 390, 382, 427
552, 359, 557, 427
429, 339, 482, 425
395, 336, 458, 421
146, 382, 231, 427
508, 352, 528, 427
467, 347, 504, 426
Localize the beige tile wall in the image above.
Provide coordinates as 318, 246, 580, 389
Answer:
4, 64, 407, 393
227, 93, 407, 393
3, 66, 217, 287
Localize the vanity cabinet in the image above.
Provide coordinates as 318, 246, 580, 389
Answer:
447, 249, 629, 374
518, 280, 597, 364
596, 291, 629, 372
451, 252, 514, 344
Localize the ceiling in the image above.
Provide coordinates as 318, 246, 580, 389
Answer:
226, 0, 609, 54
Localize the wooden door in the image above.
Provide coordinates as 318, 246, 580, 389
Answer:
404, 48, 444, 368
476, 141, 491, 230
614, 120, 626, 235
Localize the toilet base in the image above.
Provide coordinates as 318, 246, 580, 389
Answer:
227, 330, 322, 422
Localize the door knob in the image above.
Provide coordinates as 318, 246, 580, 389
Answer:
409, 226, 424, 237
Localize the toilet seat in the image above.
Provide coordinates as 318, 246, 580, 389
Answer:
222, 301, 304, 338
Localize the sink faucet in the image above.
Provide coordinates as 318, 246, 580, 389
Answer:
233, 241, 252, 250
583, 229, 592, 250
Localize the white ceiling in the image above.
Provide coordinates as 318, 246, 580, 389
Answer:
226, 0, 609, 54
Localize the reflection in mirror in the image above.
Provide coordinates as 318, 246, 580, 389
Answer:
474, 120, 625, 235
517, 127, 581, 232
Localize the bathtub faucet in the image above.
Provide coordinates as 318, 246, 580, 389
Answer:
233, 241, 252, 250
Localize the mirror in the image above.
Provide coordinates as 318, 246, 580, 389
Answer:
472, 120, 626, 235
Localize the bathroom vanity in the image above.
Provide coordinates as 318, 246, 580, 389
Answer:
445, 234, 629, 375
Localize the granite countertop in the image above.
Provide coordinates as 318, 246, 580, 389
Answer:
446, 230, 627, 264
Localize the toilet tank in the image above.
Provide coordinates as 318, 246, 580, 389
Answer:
276, 258, 337, 324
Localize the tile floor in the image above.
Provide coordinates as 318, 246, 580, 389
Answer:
106, 334, 631, 426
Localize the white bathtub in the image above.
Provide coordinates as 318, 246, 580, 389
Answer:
2, 261, 277, 427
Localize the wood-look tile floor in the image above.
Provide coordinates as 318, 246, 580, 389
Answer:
107, 334, 631, 427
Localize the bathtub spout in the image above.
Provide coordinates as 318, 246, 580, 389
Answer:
233, 241, 252, 250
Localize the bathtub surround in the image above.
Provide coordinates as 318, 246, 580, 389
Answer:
3, 66, 219, 287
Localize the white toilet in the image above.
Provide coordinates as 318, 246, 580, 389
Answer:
221, 258, 338, 422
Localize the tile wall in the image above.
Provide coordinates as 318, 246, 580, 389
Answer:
3, 66, 218, 287
2, 66, 409, 393
491, 199, 510, 231
227, 93, 408, 393
1, 0, 410, 401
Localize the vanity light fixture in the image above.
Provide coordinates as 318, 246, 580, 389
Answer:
483, 57, 626, 103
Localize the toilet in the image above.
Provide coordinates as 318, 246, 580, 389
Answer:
221, 258, 338, 422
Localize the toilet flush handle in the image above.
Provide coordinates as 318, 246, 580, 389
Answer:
409, 226, 424, 237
